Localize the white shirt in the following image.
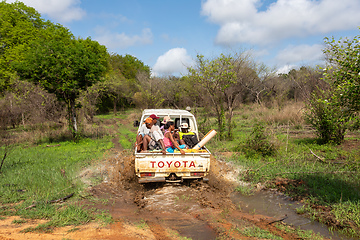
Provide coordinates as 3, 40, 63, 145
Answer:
150, 125, 164, 141
138, 123, 150, 136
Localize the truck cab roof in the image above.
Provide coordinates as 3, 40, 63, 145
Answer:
140, 109, 198, 134
142, 109, 194, 117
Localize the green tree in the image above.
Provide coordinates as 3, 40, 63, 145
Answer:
225, 52, 262, 138
188, 54, 236, 139
114, 54, 151, 81
132, 73, 164, 109
107, 54, 150, 110
13, 25, 109, 136
0, 1, 49, 92
304, 32, 360, 144
323, 32, 360, 112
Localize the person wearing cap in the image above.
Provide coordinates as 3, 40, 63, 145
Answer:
135, 114, 160, 152
141, 117, 166, 154
149, 114, 160, 126
135, 117, 152, 152
160, 116, 171, 133
179, 122, 198, 148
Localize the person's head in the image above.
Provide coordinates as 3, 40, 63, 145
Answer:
165, 121, 175, 131
144, 117, 153, 129
161, 116, 173, 125
180, 122, 189, 132
149, 114, 159, 124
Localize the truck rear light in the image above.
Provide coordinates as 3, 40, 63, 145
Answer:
140, 172, 154, 177
190, 172, 204, 176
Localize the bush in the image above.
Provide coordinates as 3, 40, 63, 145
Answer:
0, 80, 64, 129
305, 88, 350, 144
241, 122, 278, 157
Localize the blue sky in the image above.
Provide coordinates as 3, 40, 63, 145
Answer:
7, 0, 360, 76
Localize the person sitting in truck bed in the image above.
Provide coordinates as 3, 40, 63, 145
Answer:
160, 116, 171, 133
163, 121, 186, 155
179, 122, 199, 149
135, 114, 160, 152
141, 117, 166, 154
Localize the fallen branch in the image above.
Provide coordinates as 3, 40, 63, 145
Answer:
309, 149, 326, 163
24, 192, 74, 210
24, 203, 36, 210
45, 144, 61, 148
268, 215, 288, 225
49, 192, 74, 203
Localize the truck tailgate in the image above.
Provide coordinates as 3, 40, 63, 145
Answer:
135, 152, 211, 182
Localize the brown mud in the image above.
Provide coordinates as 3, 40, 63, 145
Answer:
0, 148, 333, 240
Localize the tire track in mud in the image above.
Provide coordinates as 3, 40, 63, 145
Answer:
87, 150, 319, 240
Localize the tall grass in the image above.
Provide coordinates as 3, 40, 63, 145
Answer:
0, 137, 113, 230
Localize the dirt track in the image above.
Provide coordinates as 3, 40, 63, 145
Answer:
0, 149, 329, 240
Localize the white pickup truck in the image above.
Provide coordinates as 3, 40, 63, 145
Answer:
134, 109, 211, 183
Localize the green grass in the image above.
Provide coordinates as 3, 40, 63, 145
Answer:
199, 105, 360, 237
12, 219, 27, 224
275, 223, 325, 240
0, 136, 113, 230
96, 109, 140, 120
135, 219, 149, 229
0, 137, 113, 203
117, 123, 137, 149
236, 226, 282, 239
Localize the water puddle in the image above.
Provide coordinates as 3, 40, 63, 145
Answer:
143, 184, 218, 239
231, 190, 355, 240
162, 216, 217, 240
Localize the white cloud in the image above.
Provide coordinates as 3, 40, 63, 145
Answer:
274, 44, 324, 74
152, 48, 195, 76
275, 44, 324, 65
6, 0, 86, 23
201, 0, 360, 46
94, 28, 153, 49
276, 64, 296, 74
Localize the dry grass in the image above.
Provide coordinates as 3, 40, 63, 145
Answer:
236, 102, 305, 127
5, 117, 112, 146
265, 102, 305, 126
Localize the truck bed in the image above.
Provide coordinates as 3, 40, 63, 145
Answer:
134, 109, 212, 183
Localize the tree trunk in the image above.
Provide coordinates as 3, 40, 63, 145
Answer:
68, 99, 78, 137
227, 106, 234, 139
72, 103, 77, 133
113, 98, 117, 115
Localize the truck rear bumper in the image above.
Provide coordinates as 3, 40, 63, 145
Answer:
138, 177, 166, 183
138, 176, 209, 183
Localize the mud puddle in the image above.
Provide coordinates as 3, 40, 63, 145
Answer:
138, 183, 219, 239
231, 190, 355, 240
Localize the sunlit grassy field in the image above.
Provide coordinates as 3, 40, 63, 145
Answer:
202, 103, 360, 237
0, 104, 359, 236
0, 137, 114, 231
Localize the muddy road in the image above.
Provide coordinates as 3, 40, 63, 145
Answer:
0, 150, 332, 240
79, 150, 309, 240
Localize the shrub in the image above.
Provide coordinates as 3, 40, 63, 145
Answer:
241, 122, 278, 157
304, 88, 350, 144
